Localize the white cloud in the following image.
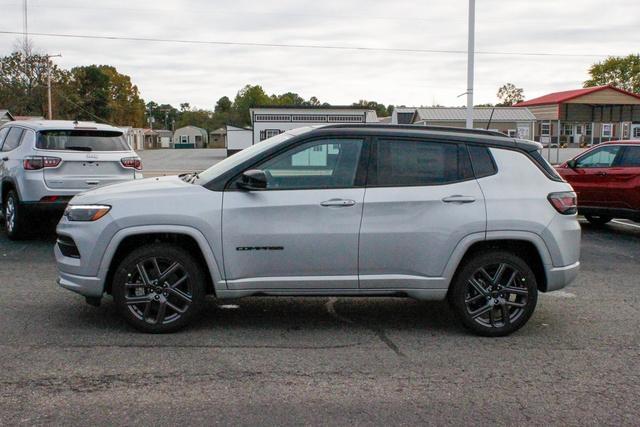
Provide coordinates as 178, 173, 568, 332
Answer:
1, 0, 637, 109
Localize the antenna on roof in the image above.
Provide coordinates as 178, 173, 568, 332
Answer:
486, 107, 495, 130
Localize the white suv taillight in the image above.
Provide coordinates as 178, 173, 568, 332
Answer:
548, 191, 577, 215
23, 156, 61, 170
121, 157, 142, 170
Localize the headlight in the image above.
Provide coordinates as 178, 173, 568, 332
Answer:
64, 205, 111, 221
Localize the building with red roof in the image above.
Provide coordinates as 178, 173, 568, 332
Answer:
514, 85, 640, 145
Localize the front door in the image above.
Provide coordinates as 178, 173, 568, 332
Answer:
222, 137, 366, 290
358, 137, 485, 289
563, 145, 623, 208
573, 124, 584, 144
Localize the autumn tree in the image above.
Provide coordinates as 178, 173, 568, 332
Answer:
0, 51, 73, 117
496, 83, 524, 106
584, 54, 640, 93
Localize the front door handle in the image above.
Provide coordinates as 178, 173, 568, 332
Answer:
442, 195, 476, 204
1, 157, 8, 161
596, 171, 608, 176
320, 198, 356, 207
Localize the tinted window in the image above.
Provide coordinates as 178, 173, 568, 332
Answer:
2, 128, 24, 152
576, 146, 621, 168
619, 146, 640, 167
467, 145, 497, 178
0, 127, 8, 150
371, 139, 470, 186
528, 149, 564, 181
37, 130, 130, 151
256, 138, 363, 190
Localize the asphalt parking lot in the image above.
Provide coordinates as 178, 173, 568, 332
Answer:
1, 219, 639, 425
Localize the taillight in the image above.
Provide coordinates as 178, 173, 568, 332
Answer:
121, 157, 142, 170
23, 156, 61, 170
548, 191, 577, 215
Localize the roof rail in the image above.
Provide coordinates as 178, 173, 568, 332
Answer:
322, 123, 510, 138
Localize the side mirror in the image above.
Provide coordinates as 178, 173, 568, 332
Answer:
567, 159, 577, 169
237, 169, 268, 190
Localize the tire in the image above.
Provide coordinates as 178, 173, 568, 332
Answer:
585, 215, 612, 225
3, 190, 26, 240
112, 243, 206, 333
449, 251, 538, 337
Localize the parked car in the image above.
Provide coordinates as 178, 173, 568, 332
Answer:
55, 125, 580, 336
555, 140, 640, 225
0, 120, 143, 239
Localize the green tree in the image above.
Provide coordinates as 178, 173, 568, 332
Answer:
147, 102, 179, 130
214, 96, 232, 114
496, 83, 524, 106
232, 84, 270, 126
0, 51, 72, 117
584, 54, 640, 93
68, 65, 146, 126
352, 100, 390, 117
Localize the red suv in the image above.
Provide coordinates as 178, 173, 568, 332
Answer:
556, 141, 640, 225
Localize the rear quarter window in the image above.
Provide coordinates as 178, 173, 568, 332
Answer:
467, 145, 497, 178
528, 149, 564, 181
37, 130, 130, 151
1, 128, 24, 152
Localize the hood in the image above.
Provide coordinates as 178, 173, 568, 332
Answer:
70, 176, 192, 205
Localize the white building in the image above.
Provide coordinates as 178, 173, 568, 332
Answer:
226, 125, 253, 154
246, 106, 378, 149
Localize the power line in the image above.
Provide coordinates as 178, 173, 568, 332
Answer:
0, 30, 617, 58
53, 87, 116, 126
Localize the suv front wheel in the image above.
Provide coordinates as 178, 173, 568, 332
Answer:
449, 251, 538, 337
112, 243, 206, 333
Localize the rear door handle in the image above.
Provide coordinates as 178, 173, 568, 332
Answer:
596, 172, 608, 176
442, 195, 476, 204
321, 198, 356, 207
86, 180, 100, 185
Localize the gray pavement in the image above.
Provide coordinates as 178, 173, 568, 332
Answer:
1, 219, 639, 425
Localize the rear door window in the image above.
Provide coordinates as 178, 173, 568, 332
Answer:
619, 146, 640, 167
1, 128, 24, 152
369, 139, 471, 186
37, 130, 130, 151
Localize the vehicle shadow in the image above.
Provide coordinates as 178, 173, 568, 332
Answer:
71, 295, 464, 339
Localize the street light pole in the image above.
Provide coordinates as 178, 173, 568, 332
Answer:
46, 53, 62, 120
465, 0, 475, 129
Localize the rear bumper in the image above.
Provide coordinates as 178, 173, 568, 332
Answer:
545, 261, 580, 292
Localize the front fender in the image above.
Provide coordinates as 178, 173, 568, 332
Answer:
97, 224, 225, 294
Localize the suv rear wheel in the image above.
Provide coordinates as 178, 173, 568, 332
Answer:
3, 190, 26, 240
584, 214, 612, 225
449, 251, 538, 337
112, 243, 206, 333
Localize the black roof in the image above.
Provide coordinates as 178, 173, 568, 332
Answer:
314, 123, 541, 152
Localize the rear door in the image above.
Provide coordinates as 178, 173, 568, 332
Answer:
358, 137, 485, 290
606, 145, 640, 211
38, 129, 137, 190
562, 145, 623, 208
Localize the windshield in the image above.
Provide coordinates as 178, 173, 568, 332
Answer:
37, 130, 130, 151
193, 131, 296, 184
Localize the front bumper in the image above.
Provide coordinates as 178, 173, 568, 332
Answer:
57, 270, 104, 298
545, 261, 580, 292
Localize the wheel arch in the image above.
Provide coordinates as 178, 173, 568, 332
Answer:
446, 232, 552, 293
101, 226, 223, 297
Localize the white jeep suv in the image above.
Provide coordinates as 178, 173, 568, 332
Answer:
0, 120, 142, 239
55, 125, 580, 336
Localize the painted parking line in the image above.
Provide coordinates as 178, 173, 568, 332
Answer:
612, 219, 640, 230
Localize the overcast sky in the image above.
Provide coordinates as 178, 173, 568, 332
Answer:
1, 0, 638, 110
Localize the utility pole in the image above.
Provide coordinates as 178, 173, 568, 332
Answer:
465, 0, 476, 129
46, 54, 62, 120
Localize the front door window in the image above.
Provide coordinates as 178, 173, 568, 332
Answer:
576, 146, 621, 168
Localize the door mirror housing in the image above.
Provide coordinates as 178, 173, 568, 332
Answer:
567, 159, 577, 169
237, 169, 268, 190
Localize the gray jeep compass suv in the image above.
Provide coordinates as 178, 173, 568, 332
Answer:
55, 125, 580, 336
0, 120, 142, 239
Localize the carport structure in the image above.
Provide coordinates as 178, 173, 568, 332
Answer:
515, 85, 640, 146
